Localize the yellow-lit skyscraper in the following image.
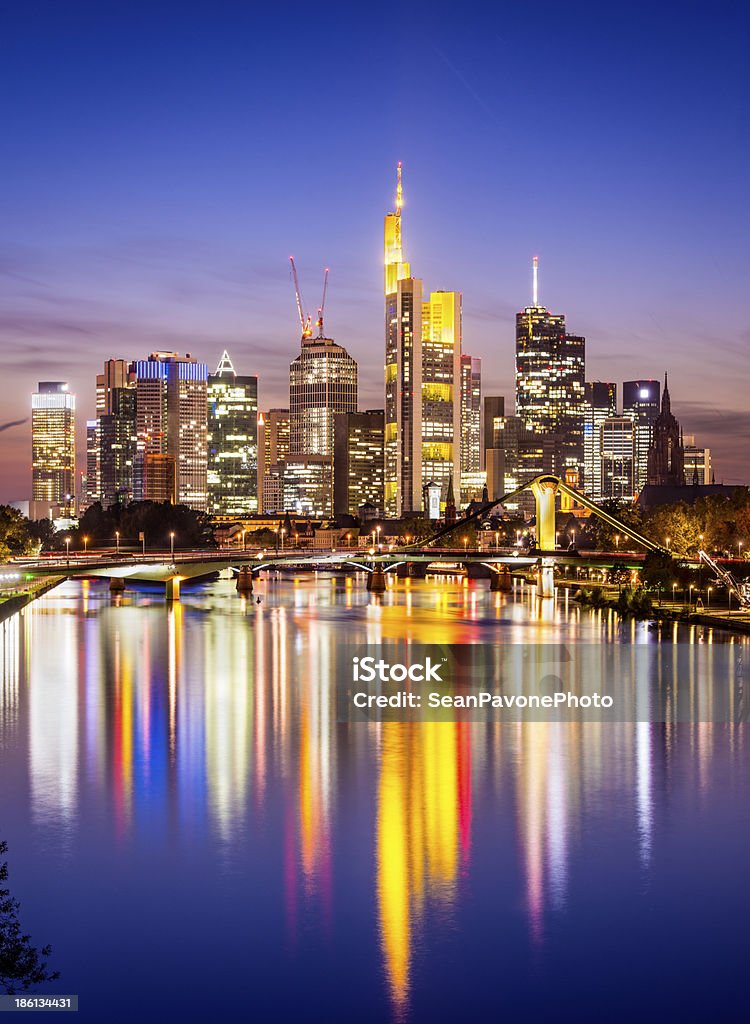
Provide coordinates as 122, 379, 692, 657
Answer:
384, 166, 461, 516
31, 381, 76, 515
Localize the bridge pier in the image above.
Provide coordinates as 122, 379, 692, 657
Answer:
537, 558, 555, 599
165, 576, 181, 602
236, 566, 254, 594
530, 477, 559, 552
109, 577, 125, 594
367, 565, 387, 593
490, 568, 513, 592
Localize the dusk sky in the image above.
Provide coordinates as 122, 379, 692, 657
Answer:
1, 0, 748, 500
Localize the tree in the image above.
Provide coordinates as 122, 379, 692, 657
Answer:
640, 550, 678, 590
584, 500, 645, 551
0, 507, 35, 562
0, 842, 59, 994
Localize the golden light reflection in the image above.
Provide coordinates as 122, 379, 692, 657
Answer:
377, 721, 465, 1012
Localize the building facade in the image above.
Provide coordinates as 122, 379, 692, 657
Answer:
207, 351, 258, 515
31, 381, 76, 515
600, 416, 636, 500
515, 258, 585, 482
289, 336, 357, 457
683, 435, 712, 485
132, 352, 208, 510
460, 354, 481, 500
384, 166, 462, 515
622, 379, 660, 493
584, 381, 617, 500
333, 410, 384, 516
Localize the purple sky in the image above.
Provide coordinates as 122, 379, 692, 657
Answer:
1, 1, 748, 500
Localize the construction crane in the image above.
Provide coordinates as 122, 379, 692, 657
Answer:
289, 257, 312, 342
316, 268, 329, 338
698, 549, 750, 608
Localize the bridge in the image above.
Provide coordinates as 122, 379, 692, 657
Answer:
10, 475, 663, 601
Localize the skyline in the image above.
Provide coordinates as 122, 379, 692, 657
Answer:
1, 1, 748, 500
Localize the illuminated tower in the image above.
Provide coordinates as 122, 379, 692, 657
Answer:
31, 381, 76, 515
583, 381, 617, 499
207, 351, 258, 514
384, 165, 461, 515
289, 334, 357, 457
623, 379, 660, 493
132, 352, 208, 509
515, 257, 585, 483
460, 354, 482, 499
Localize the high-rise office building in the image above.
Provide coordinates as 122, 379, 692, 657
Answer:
85, 420, 99, 508
289, 330, 357, 458
646, 373, 684, 487
460, 354, 481, 500
515, 258, 585, 481
600, 417, 636, 500
99, 387, 137, 507
491, 414, 558, 515
384, 165, 462, 515
622, 379, 660, 493
207, 351, 258, 515
584, 382, 617, 500
333, 410, 385, 515
483, 396, 505, 497
258, 408, 291, 513
93, 358, 138, 509
282, 455, 333, 517
31, 382, 76, 515
132, 352, 208, 509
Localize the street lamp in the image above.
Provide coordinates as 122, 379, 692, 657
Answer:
739, 541, 744, 560
615, 534, 620, 551
495, 530, 499, 552
115, 530, 120, 555
346, 532, 352, 548
65, 536, 71, 564
707, 586, 712, 610
83, 534, 89, 555
689, 584, 694, 609
280, 528, 286, 551
463, 536, 468, 554
672, 583, 677, 605
699, 533, 704, 550
376, 525, 382, 550
666, 536, 671, 551
170, 531, 175, 561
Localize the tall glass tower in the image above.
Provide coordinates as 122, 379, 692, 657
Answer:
622, 379, 660, 493
384, 165, 462, 515
31, 381, 76, 515
584, 381, 617, 499
515, 258, 585, 484
207, 351, 258, 514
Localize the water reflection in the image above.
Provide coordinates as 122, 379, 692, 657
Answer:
1, 577, 749, 1019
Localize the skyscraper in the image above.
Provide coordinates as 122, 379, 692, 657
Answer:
207, 351, 258, 515
31, 381, 76, 515
683, 435, 712, 485
289, 308, 357, 458
384, 165, 461, 515
515, 258, 585, 482
600, 416, 636, 500
622, 379, 660, 493
460, 354, 482, 499
333, 410, 385, 515
132, 352, 208, 510
96, 358, 137, 508
584, 381, 617, 500
258, 408, 290, 513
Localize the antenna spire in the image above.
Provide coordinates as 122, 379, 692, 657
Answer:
532, 256, 539, 307
396, 161, 403, 213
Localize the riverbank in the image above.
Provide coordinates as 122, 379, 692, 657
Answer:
562, 580, 750, 635
0, 576, 65, 623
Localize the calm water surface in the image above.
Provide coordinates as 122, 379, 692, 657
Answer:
1, 574, 749, 1022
